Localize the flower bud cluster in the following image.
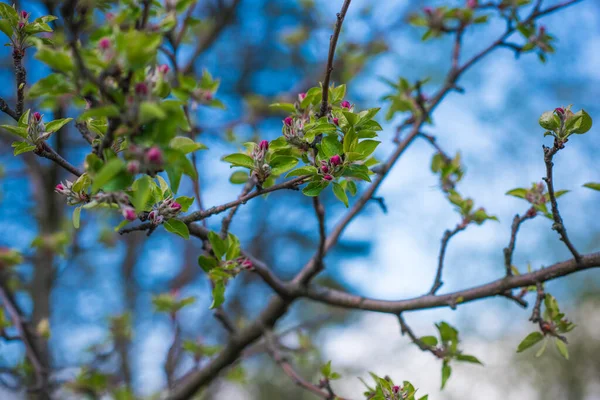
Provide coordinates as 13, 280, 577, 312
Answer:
282, 116, 308, 149
27, 112, 51, 143
319, 155, 342, 182
148, 196, 182, 225
125, 145, 164, 176
55, 180, 90, 205
251, 140, 271, 183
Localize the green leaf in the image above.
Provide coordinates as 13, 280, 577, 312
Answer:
302, 181, 328, 197
343, 127, 358, 153
0, 19, 13, 38
229, 171, 249, 184
342, 111, 359, 126
170, 136, 207, 154
92, 158, 125, 192
355, 140, 380, 159
223, 153, 254, 169
131, 177, 152, 212
286, 166, 317, 178
517, 331, 544, 352
567, 109, 592, 134
35, 48, 74, 72
538, 111, 559, 131
441, 363, 451, 389
12, 141, 36, 155
225, 233, 241, 260
332, 182, 348, 207
420, 336, 438, 347
175, 196, 194, 212
210, 281, 226, 309
198, 255, 218, 272
506, 188, 528, 199
122, 31, 162, 70
208, 231, 227, 259
79, 105, 120, 120
73, 206, 82, 229
2, 125, 28, 139
163, 219, 190, 239
269, 103, 296, 113
0, 4, 18, 24
139, 102, 167, 123
269, 156, 298, 176
321, 361, 332, 377
45, 118, 73, 134
583, 182, 600, 191
455, 354, 483, 365
535, 338, 548, 357
321, 135, 343, 158
555, 338, 569, 360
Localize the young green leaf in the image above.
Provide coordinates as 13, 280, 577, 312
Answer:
517, 331, 544, 352
164, 219, 190, 239
223, 153, 254, 169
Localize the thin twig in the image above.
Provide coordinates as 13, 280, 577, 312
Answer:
543, 141, 581, 262
429, 224, 466, 294
318, 0, 352, 118
397, 314, 443, 358
503, 211, 536, 276
34, 142, 83, 177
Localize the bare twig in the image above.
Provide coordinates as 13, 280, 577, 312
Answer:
543, 142, 581, 262
503, 211, 536, 276
34, 142, 83, 177
318, 0, 352, 117
429, 223, 467, 294
398, 314, 443, 358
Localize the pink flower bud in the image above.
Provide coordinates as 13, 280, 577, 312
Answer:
539, 25, 546, 35
106, 12, 114, 21
146, 146, 163, 164
203, 91, 213, 101
135, 82, 149, 96
323, 174, 333, 181
170, 202, 182, 212
55, 183, 65, 192
392, 386, 400, 394
122, 207, 137, 221
330, 155, 342, 166
424, 7, 433, 15
241, 259, 253, 269
158, 64, 170, 74
98, 37, 111, 50
320, 163, 329, 174
466, 0, 477, 9
284, 116, 293, 126
259, 140, 269, 151
20, 11, 28, 19
18, 22, 25, 30
33, 112, 42, 122
127, 160, 140, 174
340, 100, 351, 109
554, 107, 565, 116
298, 92, 306, 101
333, 117, 339, 126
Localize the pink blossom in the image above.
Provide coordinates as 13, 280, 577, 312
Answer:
284, 116, 293, 126
158, 64, 170, 74
466, 0, 477, 9
122, 207, 137, 221
330, 155, 342, 166
127, 160, 140, 175
259, 140, 269, 151
146, 147, 163, 164
55, 183, 65, 192
333, 117, 339, 126
33, 112, 42, 122
340, 100, 351, 109
323, 174, 333, 181
20, 11, 29, 19
170, 202, 182, 212
98, 37, 111, 50
298, 92, 306, 101
135, 82, 149, 96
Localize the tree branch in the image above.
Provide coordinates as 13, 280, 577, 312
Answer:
429, 223, 466, 295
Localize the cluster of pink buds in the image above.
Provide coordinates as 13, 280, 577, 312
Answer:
251, 140, 271, 183
126, 145, 164, 176
320, 154, 342, 182
148, 197, 182, 225
282, 116, 307, 148
27, 111, 50, 143
526, 182, 547, 205
17, 10, 29, 31
55, 180, 89, 205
